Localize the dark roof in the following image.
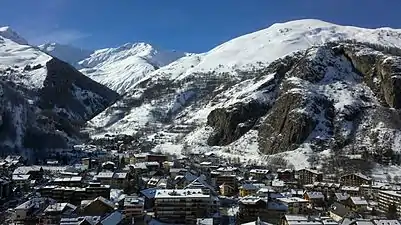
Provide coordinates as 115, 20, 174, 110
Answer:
330, 202, 350, 217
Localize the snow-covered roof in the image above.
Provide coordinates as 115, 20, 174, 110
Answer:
44, 203, 77, 213
272, 179, 285, 187
13, 166, 42, 175
341, 186, 360, 192
305, 192, 324, 199
83, 196, 116, 210
101, 211, 123, 225
124, 195, 144, 207
239, 196, 267, 205
341, 173, 372, 181
114, 173, 127, 179
95, 172, 114, 179
334, 193, 350, 201
12, 174, 31, 181
54, 177, 82, 182
155, 189, 210, 199
196, 218, 214, 225
239, 183, 259, 191
278, 197, 308, 204
372, 220, 401, 225
312, 182, 341, 188
350, 197, 368, 205
250, 169, 269, 174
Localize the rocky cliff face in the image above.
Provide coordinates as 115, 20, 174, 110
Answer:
89, 41, 401, 172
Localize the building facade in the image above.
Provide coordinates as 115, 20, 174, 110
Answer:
154, 189, 219, 225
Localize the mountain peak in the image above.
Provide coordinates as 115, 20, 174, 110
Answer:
0, 26, 28, 45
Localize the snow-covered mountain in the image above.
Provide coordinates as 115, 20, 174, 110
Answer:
0, 26, 28, 45
0, 27, 119, 156
41, 42, 186, 94
85, 19, 401, 177
38, 43, 93, 67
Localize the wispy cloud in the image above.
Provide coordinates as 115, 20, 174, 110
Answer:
7, 0, 90, 45
29, 29, 91, 45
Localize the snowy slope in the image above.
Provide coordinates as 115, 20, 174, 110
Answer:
0, 27, 119, 153
0, 26, 28, 45
0, 29, 51, 89
146, 19, 401, 81
38, 43, 93, 67
77, 43, 186, 94
86, 19, 401, 175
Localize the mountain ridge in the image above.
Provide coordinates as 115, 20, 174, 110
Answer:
39, 41, 187, 94
3, 20, 401, 179
81, 19, 401, 179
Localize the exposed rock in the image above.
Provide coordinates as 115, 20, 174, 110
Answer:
258, 89, 334, 154
343, 44, 401, 108
207, 100, 269, 146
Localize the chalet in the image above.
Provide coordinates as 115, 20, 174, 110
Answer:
220, 183, 236, 197
277, 197, 309, 214
14, 197, 56, 225
296, 169, 323, 185
59, 211, 123, 225
340, 173, 372, 186
280, 215, 337, 225
334, 193, 350, 203
304, 182, 341, 197
238, 196, 287, 224
94, 172, 129, 189
277, 169, 295, 182
249, 169, 270, 181
329, 202, 351, 222
304, 192, 325, 207
13, 166, 44, 180
38, 203, 77, 225
344, 196, 368, 212
239, 183, 259, 197
80, 196, 116, 216
12, 174, 31, 191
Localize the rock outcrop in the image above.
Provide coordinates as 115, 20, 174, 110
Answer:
207, 100, 269, 146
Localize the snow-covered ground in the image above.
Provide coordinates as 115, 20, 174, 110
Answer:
78, 43, 186, 94
83, 19, 401, 174
0, 27, 52, 89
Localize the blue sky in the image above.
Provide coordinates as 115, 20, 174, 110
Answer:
1, 0, 401, 52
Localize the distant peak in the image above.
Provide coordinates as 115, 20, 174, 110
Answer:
0, 26, 28, 45
117, 42, 154, 51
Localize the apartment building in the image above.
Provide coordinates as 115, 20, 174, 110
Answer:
377, 190, 401, 216
154, 189, 219, 225
277, 197, 309, 214
94, 172, 129, 189
37, 183, 110, 205
123, 195, 144, 223
340, 173, 372, 187
296, 169, 323, 185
